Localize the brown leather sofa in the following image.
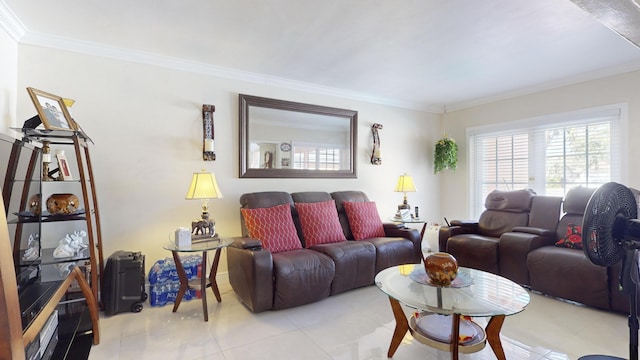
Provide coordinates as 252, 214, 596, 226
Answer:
227, 190, 422, 312
439, 186, 636, 314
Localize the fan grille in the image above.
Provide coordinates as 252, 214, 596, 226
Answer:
582, 182, 638, 266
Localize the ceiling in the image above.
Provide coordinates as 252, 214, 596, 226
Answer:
2, 0, 640, 112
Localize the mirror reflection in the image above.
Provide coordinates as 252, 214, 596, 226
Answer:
239, 95, 357, 178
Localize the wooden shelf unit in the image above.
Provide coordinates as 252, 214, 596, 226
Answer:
0, 129, 103, 359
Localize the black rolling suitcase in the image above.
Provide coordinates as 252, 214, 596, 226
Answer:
102, 250, 147, 315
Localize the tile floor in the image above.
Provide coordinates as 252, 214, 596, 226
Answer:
88, 279, 630, 360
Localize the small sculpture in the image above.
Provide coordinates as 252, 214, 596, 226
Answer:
192, 219, 215, 237
28, 194, 41, 215
53, 230, 87, 258
22, 233, 40, 261
54, 262, 76, 278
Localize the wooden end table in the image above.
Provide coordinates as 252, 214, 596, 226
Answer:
163, 237, 233, 321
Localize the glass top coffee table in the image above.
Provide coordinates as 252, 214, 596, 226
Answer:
375, 264, 530, 360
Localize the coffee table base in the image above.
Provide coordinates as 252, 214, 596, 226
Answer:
387, 297, 507, 359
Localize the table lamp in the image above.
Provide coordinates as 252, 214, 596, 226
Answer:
185, 170, 223, 238
394, 173, 416, 211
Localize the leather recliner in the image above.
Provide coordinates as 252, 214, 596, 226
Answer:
439, 189, 539, 274
526, 186, 612, 309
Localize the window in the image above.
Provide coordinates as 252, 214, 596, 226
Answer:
468, 105, 623, 217
293, 145, 342, 170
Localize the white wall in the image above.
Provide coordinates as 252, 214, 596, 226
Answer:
11, 44, 442, 274
441, 70, 640, 220
0, 28, 17, 135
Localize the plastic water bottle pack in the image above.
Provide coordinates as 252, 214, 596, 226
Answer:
148, 255, 202, 307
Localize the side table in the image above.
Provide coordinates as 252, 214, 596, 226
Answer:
163, 237, 233, 321
391, 217, 428, 245
391, 217, 427, 236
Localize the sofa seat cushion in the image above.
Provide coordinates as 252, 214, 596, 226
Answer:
527, 246, 610, 310
272, 249, 335, 310
343, 201, 385, 240
446, 234, 499, 274
295, 200, 347, 247
241, 203, 302, 253
310, 241, 376, 295
362, 237, 416, 273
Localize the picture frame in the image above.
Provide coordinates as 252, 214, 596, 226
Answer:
26, 87, 77, 131
399, 209, 412, 222
56, 152, 73, 180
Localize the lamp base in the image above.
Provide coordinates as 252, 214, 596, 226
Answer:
397, 203, 411, 211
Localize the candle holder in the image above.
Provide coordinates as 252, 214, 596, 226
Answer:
202, 104, 216, 161
42, 141, 54, 181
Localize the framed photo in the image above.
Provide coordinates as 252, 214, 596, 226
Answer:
399, 209, 412, 222
56, 152, 73, 180
26, 87, 77, 131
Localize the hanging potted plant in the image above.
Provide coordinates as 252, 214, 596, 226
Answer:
434, 135, 458, 174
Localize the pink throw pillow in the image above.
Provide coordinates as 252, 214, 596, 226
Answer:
241, 203, 302, 253
343, 201, 385, 240
295, 200, 346, 247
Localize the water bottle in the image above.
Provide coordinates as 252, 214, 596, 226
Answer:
148, 259, 165, 284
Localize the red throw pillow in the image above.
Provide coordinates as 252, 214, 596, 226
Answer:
241, 203, 302, 253
555, 223, 582, 249
295, 200, 346, 247
343, 201, 385, 240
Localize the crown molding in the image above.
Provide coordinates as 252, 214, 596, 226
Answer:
0, 1, 26, 40
5, 0, 637, 115
448, 59, 640, 112
16, 29, 436, 112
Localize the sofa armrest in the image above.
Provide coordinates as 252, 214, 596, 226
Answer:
226, 237, 274, 312
512, 226, 556, 238
450, 220, 479, 230
231, 237, 263, 250
498, 231, 557, 285
438, 224, 479, 252
383, 223, 422, 261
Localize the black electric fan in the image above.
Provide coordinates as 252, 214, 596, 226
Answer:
580, 182, 640, 360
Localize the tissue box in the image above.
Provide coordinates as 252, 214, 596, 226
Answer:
174, 227, 191, 247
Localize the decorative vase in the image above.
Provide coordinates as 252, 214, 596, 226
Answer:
423, 252, 458, 286
46, 193, 79, 215
29, 193, 41, 215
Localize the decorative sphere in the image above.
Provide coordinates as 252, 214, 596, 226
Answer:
424, 252, 458, 286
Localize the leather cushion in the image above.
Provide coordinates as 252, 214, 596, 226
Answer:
343, 201, 385, 240
272, 249, 335, 310
484, 189, 535, 212
363, 237, 417, 273
310, 241, 376, 294
527, 246, 609, 310
241, 203, 302, 253
295, 200, 346, 247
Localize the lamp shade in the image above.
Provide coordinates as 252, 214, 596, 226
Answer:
394, 173, 417, 193
185, 170, 223, 200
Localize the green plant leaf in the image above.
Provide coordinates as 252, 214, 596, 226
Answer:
434, 137, 458, 174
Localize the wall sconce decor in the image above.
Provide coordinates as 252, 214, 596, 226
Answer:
202, 104, 216, 161
394, 173, 417, 211
371, 123, 383, 165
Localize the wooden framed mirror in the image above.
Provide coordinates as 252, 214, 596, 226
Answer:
239, 94, 357, 178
